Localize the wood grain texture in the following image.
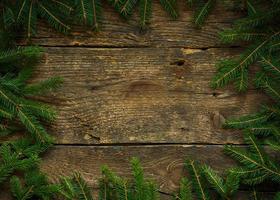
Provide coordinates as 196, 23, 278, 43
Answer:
31, 47, 267, 144
19, 1, 242, 48
40, 145, 279, 197
0, 143, 276, 200
41, 145, 235, 194
0, 1, 274, 199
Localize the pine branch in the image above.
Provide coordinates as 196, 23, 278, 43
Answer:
119, 0, 138, 18
224, 111, 272, 129
99, 165, 129, 200
176, 177, 193, 200
2, 7, 16, 29
266, 140, 280, 152
225, 145, 280, 185
235, 7, 280, 29
202, 165, 228, 198
185, 160, 210, 200
59, 172, 94, 200
224, 172, 239, 197
243, 132, 267, 164
193, 0, 216, 27
219, 29, 267, 44
139, 0, 152, 29
159, 0, 178, 19
10, 176, 33, 200
260, 57, 280, 77
0, 46, 42, 66
74, 0, 103, 30
255, 72, 280, 101
23, 76, 63, 95
38, 2, 71, 33
91, 0, 102, 30
17, 109, 53, 143
73, 172, 94, 200
131, 157, 145, 200
211, 38, 270, 91
248, 124, 280, 136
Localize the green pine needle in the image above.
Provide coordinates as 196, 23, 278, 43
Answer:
159, 0, 178, 19
139, 0, 152, 29
185, 160, 210, 200
193, 0, 216, 27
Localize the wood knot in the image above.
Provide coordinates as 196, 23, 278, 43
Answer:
212, 111, 225, 129
84, 134, 100, 142
125, 81, 164, 99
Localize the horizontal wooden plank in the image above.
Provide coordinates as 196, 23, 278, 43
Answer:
1, 145, 276, 199
41, 145, 235, 195
31, 47, 266, 144
19, 1, 241, 48
40, 145, 278, 197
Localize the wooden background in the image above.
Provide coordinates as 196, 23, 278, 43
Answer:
5, 1, 271, 199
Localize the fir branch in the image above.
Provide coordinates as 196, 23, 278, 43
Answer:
131, 157, 145, 200
10, 176, 33, 200
185, 160, 210, 200
73, 172, 94, 200
244, 132, 266, 164
38, 2, 71, 33
176, 177, 193, 200
91, 0, 102, 30
248, 124, 280, 136
260, 56, 280, 77
50, 0, 73, 14
235, 7, 280, 29
119, 0, 138, 18
202, 165, 228, 199
0, 46, 42, 65
17, 109, 52, 143
255, 72, 280, 101
23, 76, 63, 95
219, 29, 267, 44
224, 112, 272, 129
193, 0, 216, 27
224, 172, 240, 197
139, 0, 152, 29
225, 145, 280, 184
159, 0, 178, 19
212, 39, 269, 91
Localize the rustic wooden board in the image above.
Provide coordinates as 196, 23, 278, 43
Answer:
40, 145, 278, 198
20, 1, 241, 48
0, 1, 274, 200
0, 141, 275, 200
40, 145, 236, 195
31, 47, 266, 144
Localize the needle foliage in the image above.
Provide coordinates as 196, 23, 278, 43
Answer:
1, 0, 280, 199
0, 0, 220, 37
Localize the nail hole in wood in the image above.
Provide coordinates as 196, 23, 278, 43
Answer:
212, 92, 218, 97
170, 60, 185, 66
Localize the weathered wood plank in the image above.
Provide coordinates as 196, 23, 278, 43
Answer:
41, 145, 236, 195
40, 145, 279, 197
32, 47, 266, 144
20, 1, 241, 48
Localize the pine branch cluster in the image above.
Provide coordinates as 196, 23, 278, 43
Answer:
74, 0, 280, 199
0, 0, 280, 199
212, 0, 280, 92
0, 0, 218, 37
58, 158, 158, 200
0, 16, 63, 198
209, 0, 280, 199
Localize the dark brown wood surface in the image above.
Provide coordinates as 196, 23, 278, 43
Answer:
22, 1, 240, 48
34, 47, 266, 145
2, 1, 269, 199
